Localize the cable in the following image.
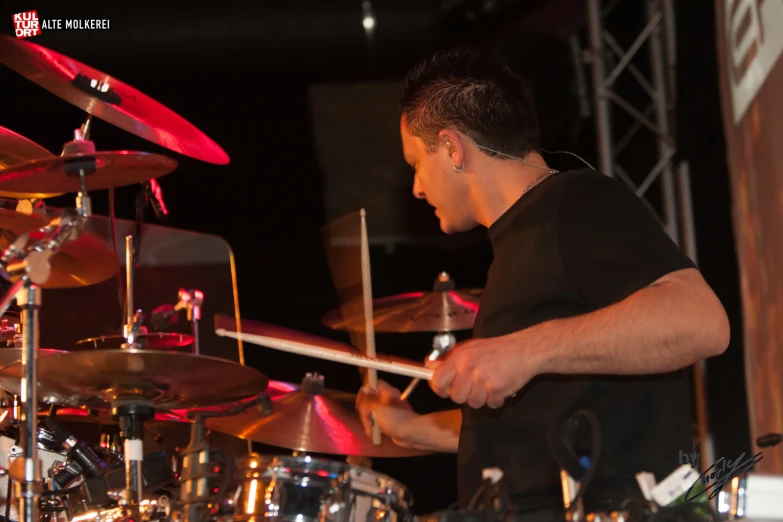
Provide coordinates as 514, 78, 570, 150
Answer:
540, 149, 596, 171
552, 410, 601, 522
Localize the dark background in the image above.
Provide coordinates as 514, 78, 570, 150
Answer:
0, 0, 748, 514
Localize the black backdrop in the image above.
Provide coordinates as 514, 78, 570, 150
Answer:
0, 0, 748, 513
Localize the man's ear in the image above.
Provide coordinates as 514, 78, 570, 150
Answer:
438, 129, 465, 170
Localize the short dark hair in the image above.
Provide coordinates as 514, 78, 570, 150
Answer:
399, 47, 540, 159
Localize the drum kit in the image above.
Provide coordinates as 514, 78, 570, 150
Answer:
0, 35, 485, 522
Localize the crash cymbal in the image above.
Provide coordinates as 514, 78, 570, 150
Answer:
323, 273, 481, 332
0, 227, 117, 288
0, 36, 229, 165
0, 348, 66, 370
0, 209, 48, 233
0, 126, 62, 199
0, 151, 177, 195
204, 374, 430, 458
75, 333, 194, 351
0, 126, 52, 169
0, 350, 267, 410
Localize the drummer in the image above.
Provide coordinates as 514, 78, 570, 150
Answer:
356, 47, 730, 519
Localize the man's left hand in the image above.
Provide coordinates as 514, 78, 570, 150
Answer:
427, 334, 541, 409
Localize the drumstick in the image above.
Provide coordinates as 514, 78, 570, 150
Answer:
214, 328, 434, 380
359, 209, 382, 445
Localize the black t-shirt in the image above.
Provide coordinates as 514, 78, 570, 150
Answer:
459, 169, 695, 513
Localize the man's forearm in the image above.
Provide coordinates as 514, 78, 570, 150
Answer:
394, 409, 461, 453
526, 269, 730, 375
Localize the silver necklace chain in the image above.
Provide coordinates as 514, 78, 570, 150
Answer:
521, 170, 557, 198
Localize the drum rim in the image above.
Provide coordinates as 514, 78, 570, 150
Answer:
236, 453, 413, 503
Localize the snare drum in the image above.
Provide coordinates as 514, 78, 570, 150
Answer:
229, 454, 413, 522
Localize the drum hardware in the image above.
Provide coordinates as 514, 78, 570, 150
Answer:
147, 290, 204, 355
174, 290, 203, 356
399, 332, 456, 401
178, 396, 265, 522
39, 417, 111, 489
123, 235, 142, 350
0, 208, 86, 522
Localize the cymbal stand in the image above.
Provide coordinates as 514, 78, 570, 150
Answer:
122, 235, 143, 350
0, 211, 84, 522
64, 117, 95, 218
177, 289, 203, 356
400, 331, 455, 401
111, 398, 155, 512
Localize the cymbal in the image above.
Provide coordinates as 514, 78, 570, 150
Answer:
0, 348, 67, 370
41, 407, 189, 426
204, 374, 430, 458
0, 152, 177, 194
0, 350, 267, 410
0, 209, 49, 233
0, 126, 52, 169
0, 36, 229, 165
0, 227, 118, 288
75, 333, 194, 351
322, 288, 481, 333
0, 126, 61, 198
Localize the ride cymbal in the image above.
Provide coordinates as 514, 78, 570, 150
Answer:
0, 151, 177, 194
0, 350, 267, 410
323, 273, 481, 333
0, 36, 229, 165
204, 374, 430, 458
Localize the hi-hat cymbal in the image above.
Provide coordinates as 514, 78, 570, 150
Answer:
0, 350, 267, 410
322, 288, 481, 333
0, 227, 118, 288
0, 36, 229, 165
204, 374, 430, 458
75, 333, 194, 351
0, 152, 177, 195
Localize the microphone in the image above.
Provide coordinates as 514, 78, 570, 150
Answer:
40, 417, 111, 487
756, 433, 783, 448
145, 179, 168, 220
151, 303, 179, 332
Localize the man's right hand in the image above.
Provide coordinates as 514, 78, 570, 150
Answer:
355, 380, 417, 442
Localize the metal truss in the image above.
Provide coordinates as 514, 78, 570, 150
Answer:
581, 0, 715, 472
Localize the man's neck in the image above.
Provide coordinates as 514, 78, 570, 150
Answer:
470, 152, 553, 228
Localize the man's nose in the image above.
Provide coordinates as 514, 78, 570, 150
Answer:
412, 175, 426, 200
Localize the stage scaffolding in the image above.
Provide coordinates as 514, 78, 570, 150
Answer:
581, 0, 714, 469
